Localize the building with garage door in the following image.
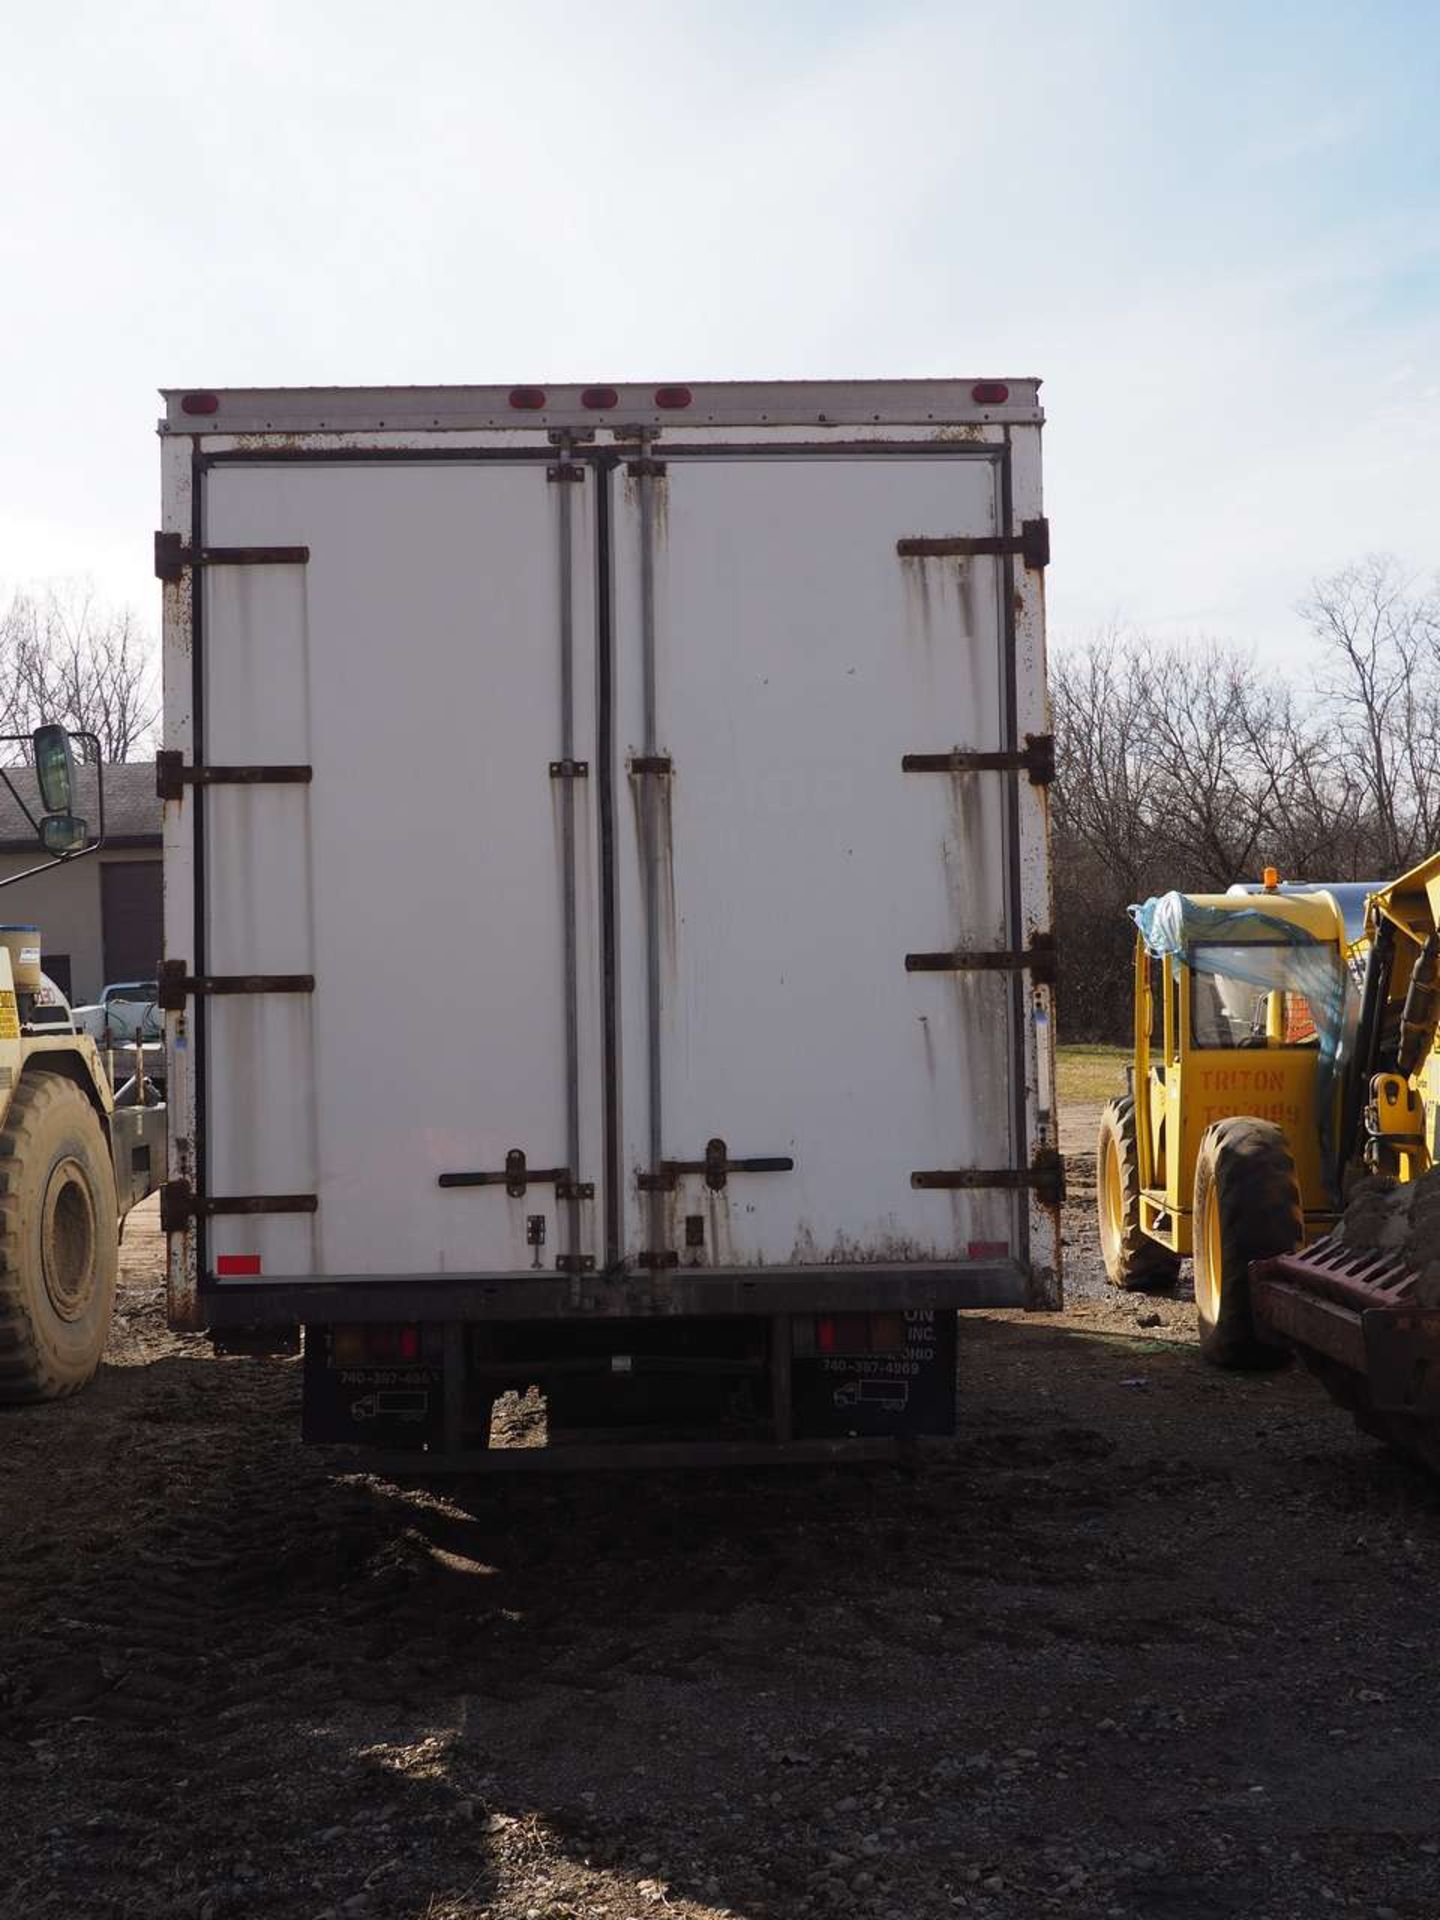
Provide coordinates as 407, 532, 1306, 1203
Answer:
0, 763, 161, 1004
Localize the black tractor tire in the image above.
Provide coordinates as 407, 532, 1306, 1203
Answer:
1096, 1096, 1181, 1291
1191, 1117, 1301, 1370
0, 1070, 118, 1404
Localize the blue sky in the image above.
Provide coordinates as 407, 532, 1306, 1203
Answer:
0, 0, 1436, 660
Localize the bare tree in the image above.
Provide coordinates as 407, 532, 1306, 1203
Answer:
1301, 555, 1440, 871
1049, 581, 1440, 1039
0, 584, 158, 762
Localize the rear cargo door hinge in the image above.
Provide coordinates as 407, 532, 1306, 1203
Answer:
905, 933, 1056, 987
625, 458, 667, 479
546, 463, 585, 483
158, 961, 315, 1012
910, 1148, 1065, 1208
896, 517, 1048, 570
161, 1180, 318, 1235
156, 751, 313, 801
901, 732, 1054, 786
154, 531, 310, 584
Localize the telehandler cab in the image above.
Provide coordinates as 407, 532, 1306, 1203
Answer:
1098, 875, 1356, 1363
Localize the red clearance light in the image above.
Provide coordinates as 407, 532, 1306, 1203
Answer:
180, 392, 220, 416
971, 382, 1010, 405
654, 386, 692, 409
508, 387, 547, 410
581, 386, 619, 410
398, 1326, 421, 1362
816, 1315, 837, 1354
216, 1253, 261, 1276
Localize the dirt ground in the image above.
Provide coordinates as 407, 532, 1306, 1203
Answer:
4, 1119, 1440, 1920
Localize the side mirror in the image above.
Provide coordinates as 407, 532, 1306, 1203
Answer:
41, 814, 89, 856
33, 725, 76, 815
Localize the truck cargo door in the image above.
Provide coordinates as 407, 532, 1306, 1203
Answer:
610, 452, 1025, 1272
193, 460, 603, 1281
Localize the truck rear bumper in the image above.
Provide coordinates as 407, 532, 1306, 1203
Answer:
188, 1258, 1033, 1329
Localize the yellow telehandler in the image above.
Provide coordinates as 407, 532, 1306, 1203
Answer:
1100, 858, 1440, 1460
0, 728, 166, 1403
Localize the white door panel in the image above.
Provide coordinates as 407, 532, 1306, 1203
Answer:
200, 462, 600, 1278
612, 455, 1017, 1268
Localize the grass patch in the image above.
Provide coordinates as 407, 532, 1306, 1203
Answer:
1057, 1043, 1129, 1104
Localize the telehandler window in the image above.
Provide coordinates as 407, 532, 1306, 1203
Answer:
1188, 943, 1317, 1050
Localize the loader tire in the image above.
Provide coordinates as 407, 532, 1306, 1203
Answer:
1097, 1096, 1180, 1291
0, 1071, 118, 1404
1192, 1118, 1300, 1370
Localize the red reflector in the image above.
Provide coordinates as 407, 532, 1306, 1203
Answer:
581, 386, 618, 410
816, 1316, 837, 1354
180, 392, 220, 416
508, 387, 547, 410
398, 1326, 420, 1362
968, 1240, 1009, 1259
216, 1254, 261, 1276
971, 382, 1010, 405
654, 386, 692, 409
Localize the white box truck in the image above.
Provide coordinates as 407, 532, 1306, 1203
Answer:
156, 379, 1059, 1466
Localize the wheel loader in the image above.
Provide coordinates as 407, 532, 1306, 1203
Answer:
0, 728, 166, 1404
1099, 857, 1440, 1463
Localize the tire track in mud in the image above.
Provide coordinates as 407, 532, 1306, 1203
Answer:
3, 1364, 1166, 1800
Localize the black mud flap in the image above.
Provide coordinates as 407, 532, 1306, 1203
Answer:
792, 1310, 957, 1439
301, 1329, 444, 1449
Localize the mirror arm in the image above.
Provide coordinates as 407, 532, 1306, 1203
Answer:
0, 759, 42, 837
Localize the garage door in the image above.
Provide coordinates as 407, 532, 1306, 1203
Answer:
101, 861, 162, 985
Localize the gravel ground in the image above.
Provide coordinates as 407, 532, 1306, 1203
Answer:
3, 1130, 1440, 1920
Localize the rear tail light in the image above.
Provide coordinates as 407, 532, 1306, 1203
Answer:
180, 392, 220, 416
654, 386, 692, 409
971, 381, 1010, 405
869, 1313, 907, 1353
508, 387, 547, 410
330, 1324, 424, 1366
215, 1253, 261, 1276
793, 1313, 908, 1357
581, 386, 618, 410
332, 1326, 367, 1366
